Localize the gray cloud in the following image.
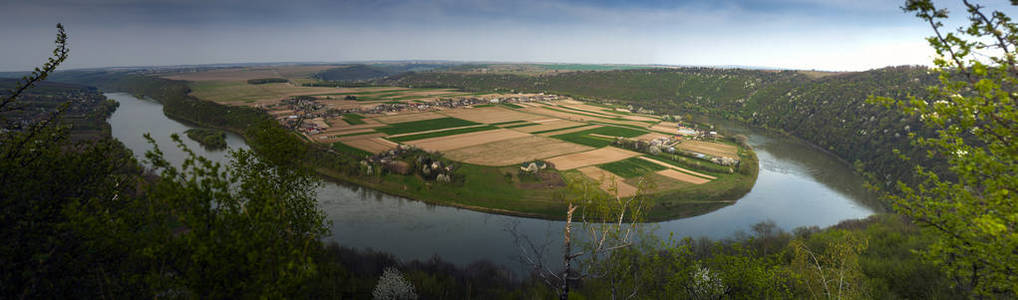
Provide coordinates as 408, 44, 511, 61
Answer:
0, 0, 958, 71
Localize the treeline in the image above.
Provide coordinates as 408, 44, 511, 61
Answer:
379, 66, 941, 187
246, 77, 288, 84
304, 214, 958, 299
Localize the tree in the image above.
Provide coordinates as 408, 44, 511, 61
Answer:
511, 173, 653, 300
0, 23, 136, 298
372, 267, 419, 300
1, 23, 330, 297
871, 0, 1018, 296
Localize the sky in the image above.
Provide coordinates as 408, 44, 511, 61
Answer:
0, 0, 1002, 72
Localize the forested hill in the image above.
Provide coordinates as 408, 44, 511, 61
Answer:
379, 66, 941, 186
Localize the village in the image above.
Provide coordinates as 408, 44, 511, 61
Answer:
248, 86, 742, 198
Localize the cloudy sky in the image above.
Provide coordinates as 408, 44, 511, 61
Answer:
0, 0, 994, 71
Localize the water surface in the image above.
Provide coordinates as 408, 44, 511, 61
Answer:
107, 92, 878, 270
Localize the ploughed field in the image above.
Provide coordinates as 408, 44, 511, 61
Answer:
158, 66, 757, 219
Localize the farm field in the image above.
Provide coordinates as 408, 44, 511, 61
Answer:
161, 66, 486, 104
443, 136, 594, 166
155, 65, 756, 218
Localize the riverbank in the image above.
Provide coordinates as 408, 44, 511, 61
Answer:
106, 91, 877, 270
82, 73, 756, 221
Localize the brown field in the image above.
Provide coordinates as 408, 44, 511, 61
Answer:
562, 103, 658, 121
371, 112, 445, 124
321, 128, 375, 138
318, 132, 387, 144
648, 122, 678, 133
404, 129, 530, 152
638, 157, 716, 180
443, 136, 594, 166
514, 120, 587, 133
655, 169, 711, 185
308, 117, 330, 129
188, 82, 358, 103
161, 65, 338, 82
391, 89, 463, 97
439, 106, 543, 124
342, 137, 398, 154
676, 140, 739, 159
522, 106, 654, 128
545, 147, 641, 171
577, 166, 639, 197
635, 132, 671, 141
321, 122, 384, 133
535, 124, 601, 136
622, 115, 659, 122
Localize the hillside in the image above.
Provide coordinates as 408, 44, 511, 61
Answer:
380, 66, 941, 186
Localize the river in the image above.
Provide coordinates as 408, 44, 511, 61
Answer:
106, 92, 879, 272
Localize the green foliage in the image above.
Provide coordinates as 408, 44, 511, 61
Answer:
108, 133, 328, 297
375, 117, 480, 135
388, 125, 497, 142
246, 78, 288, 84
867, 1, 1018, 296
597, 157, 666, 178
184, 128, 227, 150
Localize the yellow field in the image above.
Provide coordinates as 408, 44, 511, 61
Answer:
443, 136, 594, 166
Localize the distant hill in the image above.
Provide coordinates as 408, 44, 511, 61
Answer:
313, 63, 450, 82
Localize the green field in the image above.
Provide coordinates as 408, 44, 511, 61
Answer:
342, 113, 366, 125
388, 125, 497, 142
375, 117, 480, 135
597, 157, 667, 178
550, 126, 647, 147
332, 142, 373, 157
500, 103, 524, 109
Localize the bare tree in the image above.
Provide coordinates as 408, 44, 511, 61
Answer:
509, 173, 653, 299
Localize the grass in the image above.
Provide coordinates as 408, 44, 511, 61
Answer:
375, 117, 480, 135
473, 104, 495, 108
550, 126, 648, 148
332, 142, 373, 157
342, 113, 366, 125
530, 124, 590, 135
388, 125, 498, 142
597, 157, 667, 178
500, 103, 524, 109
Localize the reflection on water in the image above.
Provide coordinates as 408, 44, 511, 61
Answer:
108, 92, 879, 271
